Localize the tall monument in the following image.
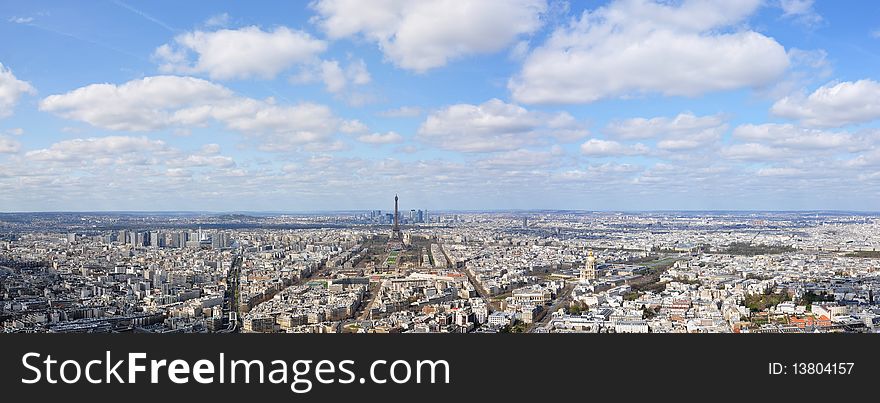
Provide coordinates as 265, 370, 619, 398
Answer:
391, 194, 402, 242
393, 194, 399, 234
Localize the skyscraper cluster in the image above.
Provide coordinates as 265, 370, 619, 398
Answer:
93, 229, 233, 249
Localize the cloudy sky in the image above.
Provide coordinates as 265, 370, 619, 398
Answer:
1, 0, 879, 212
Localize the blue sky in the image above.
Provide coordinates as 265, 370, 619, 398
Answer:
1, 0, 879, 212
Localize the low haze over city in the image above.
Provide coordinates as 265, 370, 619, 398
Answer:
1, 1, 880, 334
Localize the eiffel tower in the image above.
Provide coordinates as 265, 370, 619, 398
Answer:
391, 194, 402, 241
386, 194, 404, 251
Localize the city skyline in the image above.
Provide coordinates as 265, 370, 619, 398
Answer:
3, 209, 879, 334
1, 1, 880, 211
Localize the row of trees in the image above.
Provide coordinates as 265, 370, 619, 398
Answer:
722, 242, 796, 256
844, 251, 880, 258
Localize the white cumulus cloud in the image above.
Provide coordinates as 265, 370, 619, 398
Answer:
771, 80, 880, 127
0, 63, 36, 118
605, 112, 727, 152
733, 123, 867, 151
25, 136, 169, 162
509, 0, 790, 104
580, 139, 649, 157
39, 76, 231, 131
154, 26, 327, 79
311, 0, 547, 72
316, 59, 371, 93
721, 143, 788, 161
417, 98, 587, 152
39, 76, 347, 151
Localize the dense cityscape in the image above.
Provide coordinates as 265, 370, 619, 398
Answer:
2, 196, 878, 334
2, 3, 879, 401
1, 2, 879, 336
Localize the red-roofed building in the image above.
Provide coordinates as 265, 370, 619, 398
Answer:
788, 315, 831, 329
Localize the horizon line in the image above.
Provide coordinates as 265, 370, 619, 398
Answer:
1, 209, 879, 215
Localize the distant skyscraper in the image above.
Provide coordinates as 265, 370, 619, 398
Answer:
212, 232, 228, 249
522, 217, 528, 229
